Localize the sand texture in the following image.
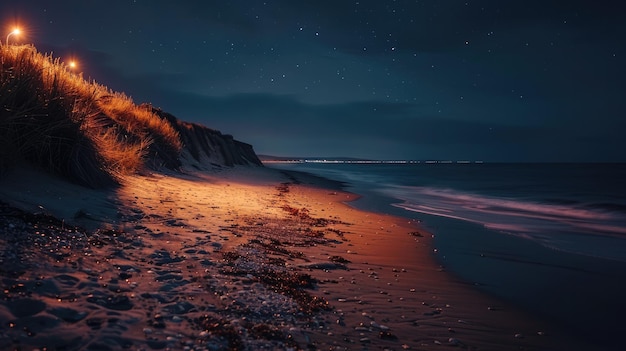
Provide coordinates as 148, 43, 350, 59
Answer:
0, 166, 588, 350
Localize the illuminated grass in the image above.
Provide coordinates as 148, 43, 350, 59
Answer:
0, 44, 182, 187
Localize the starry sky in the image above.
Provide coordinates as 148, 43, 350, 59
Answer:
2, 1, 625, 161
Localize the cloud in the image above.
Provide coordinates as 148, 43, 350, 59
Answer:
146, 91, 553, 150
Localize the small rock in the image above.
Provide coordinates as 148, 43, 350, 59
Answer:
379, 331, 397, 340
119, 272, 132, 280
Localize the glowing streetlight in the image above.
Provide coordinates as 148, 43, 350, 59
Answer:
69, 61, 77, 69
6, 28, 20, 45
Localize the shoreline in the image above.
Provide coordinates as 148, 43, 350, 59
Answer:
280, 168, 596, 350
273, 163, 626, 350
0, 166, 592, 349
310, 169, 626, 350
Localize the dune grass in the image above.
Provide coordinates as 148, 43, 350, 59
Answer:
0, 44, 182, 187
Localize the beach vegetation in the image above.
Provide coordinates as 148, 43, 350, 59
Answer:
0, 44, 182, 187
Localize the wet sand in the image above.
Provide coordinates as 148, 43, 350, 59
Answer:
0, 166, 590, 350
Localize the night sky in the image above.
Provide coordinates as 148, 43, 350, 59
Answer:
2, 1, 625, 161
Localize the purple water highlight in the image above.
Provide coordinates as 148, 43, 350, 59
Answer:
386, 185, 626, 261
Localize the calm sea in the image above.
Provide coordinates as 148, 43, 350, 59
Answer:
269, 162, 626, 348
271, 162, 626, 261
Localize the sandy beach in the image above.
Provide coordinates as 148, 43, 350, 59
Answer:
0, 165, 589, 350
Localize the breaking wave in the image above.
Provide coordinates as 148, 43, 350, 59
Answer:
385, 185, 626, 261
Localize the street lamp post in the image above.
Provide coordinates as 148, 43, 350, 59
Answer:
6, 28, 20, 45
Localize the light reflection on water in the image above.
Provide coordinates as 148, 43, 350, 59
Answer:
385, 185, 626, 261
270, 162, 626, 262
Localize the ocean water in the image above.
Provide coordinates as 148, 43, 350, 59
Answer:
271, 162, 626, 262
269, 162, 626, 348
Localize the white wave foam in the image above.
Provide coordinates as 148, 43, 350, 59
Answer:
405, 186, 612, 221
384, 185, 626, 239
